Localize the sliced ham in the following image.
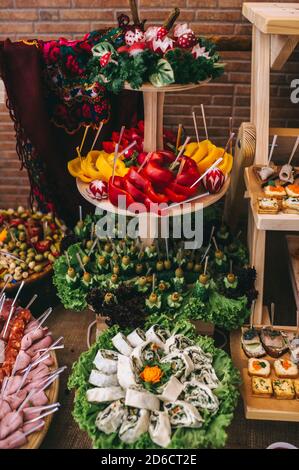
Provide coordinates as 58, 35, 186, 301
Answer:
6, 389, 27, 410
21, 328, 46, 351
23, 419, 44, 435
13, 350, 32, 373
31, 352, 53, 367
26, 363, 49, 383
23, 407, 42, 421
0, 410, 23, 439
29, 390, 48, 407
4, 375, 23, 396
0, 399, 11, 420
0, 430, 27, 449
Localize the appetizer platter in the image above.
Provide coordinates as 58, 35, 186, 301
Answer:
0, 288, 65, 449
53, 213, 256, 331
230, 321, 299, 422
68, 322, 240, 449
0, 207, 66, 291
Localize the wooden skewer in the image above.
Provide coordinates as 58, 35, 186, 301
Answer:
118, 140, 137, 159
88, 238, 98, 257
25, 294, 38, 310
90, 121, 104, 151
192, 111, 200, 144
24, 422, 45, 437
137, 152, 151, 173
176, 158, 186, 178
212, 236, 218, 251
200, 243, 211, 264
201, 104, 209, 140
79, 206, 82, 223
268, 134, 277, 164
176, 123, 183, 151
65, 251, 70, 268
2, 280, 24, 339
250, 300, 256, 329
0, 275, 12, 298
26, 406, 59, 424
288, 135, 299, 165
270, 302, 275, 327
229, 117, 233, 155
209, 225, 215, 244
170, 136, 190, 169
229, 259, 233, 274
117, 125, 125, 147
204, 255, 209, 275
79, 126, 89, 154
152, 273, 156, 292
165, 238, 169, 260
190, 157, 223, 189
76, 253, 86, 273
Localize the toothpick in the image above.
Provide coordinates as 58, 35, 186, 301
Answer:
190, 157, 223, 188
118, 140, 137, 159
25, 294, 38, 310
117, 125, 125, 147
88, 238, 98, 257
270, 302, 275, 327
90, 121, 104, 151
32, 307, 52, 334
26, 406, 59, 424
268, 134, 277, 164
24, 421, 45, 437
209, 226, 215, 244
79, 126, 89, 154
170, 136, 191, 169
137, 152, 152, 173
165, 238, 169, 260
91, 222, 95, 240
176, 123, 183, 151
65, 251, 70, 268
177, 158, 186, 178
221, 132, 235, 160
229, 259, 233, 274
112, 143, 119, 184
152, 273, 156, 293
204, 255, 209, 275
250, 300, 256, 329
0, 275, 12, 298
201, 104, 209, 140
288, 135, 299, 165
76, 253, 86, 272
161, 191, 210, 212
192, 111, 200, 144
200, 243, 211, 264
2, 280, 24, 339
79, 205, 82, 223
212, 236, 218, 251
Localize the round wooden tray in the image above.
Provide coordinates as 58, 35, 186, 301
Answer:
123, 80, 210, 93
21, 351, 59, 449
0, 264, 53, 294
77, 175, 230, 218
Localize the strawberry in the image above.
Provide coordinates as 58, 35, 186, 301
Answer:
156, 26, 168, 40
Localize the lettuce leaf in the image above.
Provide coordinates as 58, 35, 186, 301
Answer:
68, 323, 240, 449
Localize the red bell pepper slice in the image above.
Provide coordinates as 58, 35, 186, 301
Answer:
150, 150, 175, 165
164, 188, 187, 203
144, 161, 174, 187
108, 176, 135, 209
127, 167, 148, 191
35, 240, 51, 253
168, 181, 198, 198
123, 178, 147, 204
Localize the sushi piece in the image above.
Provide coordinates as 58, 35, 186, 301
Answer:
119, 408, 149, 444
161, 351, 194, 380
127, 328, 146, 348
86, 386, 125, 403
241, 328, 266, 358
89, 370, 119, 387
145, 324, 170, 349
125, 387, 160, 411
112, 333, 133, 356
158, 376, 184, 402
149, 411, 171, 448
164, 400, 203, 428
95, 400, 127, 434
117, 354, 139, 389
93, 349, 119, 374
182, 381, 219, 414
165, 335, 193, 354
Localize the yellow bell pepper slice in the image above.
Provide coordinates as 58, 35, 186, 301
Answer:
96, 153, 128, 182
81, 151, 103, 179
181, 142, 200, 158
191, 140, 211, 163
67, 157, 93, 183
197, 146, 224, 174
218, 152, 233, 174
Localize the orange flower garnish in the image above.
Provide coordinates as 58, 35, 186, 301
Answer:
282, 360, 291, 370
0, 229, 7, 243
140, 365, 163, 384
253, 360, 262, 370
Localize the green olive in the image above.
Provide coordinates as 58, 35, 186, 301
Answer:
76, 220, 84, 229
227, 273, 235, 284
122, 255, 130, 266
34, 264, 43, 273
86, 240, 93, 250
83, 272, 91, 283
149, 243, 156, 254
113, 265, 120, 275
20, 242, 27, 251
171, 292, 180, 302
193, 263, 202, 273
186, 261, 194, 271
48, 254, 55, 263
135, 263, 143, 274
111, 274, 118, 284
215, 250, 224, 260
164, 259, 172, 270
98, 256, 106, 266
104, 243, 112, 253
67, 267, 76, 278
18, 232, 26, 241
35, 254, 43, 261
82, 255, 90, 265
8, 241, 15, 250
138, 276, 147, 287
175, 267, 184, 278
43, 251, 50, 259
149, 293, 158, 303
156, 261, 164, 272
17, 224, 25, 230
199, 274, 209, 285
104, 293, 114, 304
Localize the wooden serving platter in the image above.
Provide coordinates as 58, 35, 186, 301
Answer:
0, 264, 53, 293
21, 351, 59, 449
230, 325, 299, 421
286, 235, 299, 313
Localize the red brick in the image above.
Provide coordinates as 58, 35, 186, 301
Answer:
140, 0, 186, 6
213, 95, 234, 106
187, 0, 217, 6
165, 94, 211, 105
39, 9, 60, 21
16, 0, 70, 6
196, 10, 241, 22
234, 23, 252, 36
61, 9, 114, 21
0, 0, 13, 6
0, 22, 33, 33
140, 9, 195, 22
73, 0, 127, 6
191, 23, 235, 35
35, 22, 90, 33
0, 10, 38, 21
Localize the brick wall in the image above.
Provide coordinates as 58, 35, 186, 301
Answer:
0, 0, 298, 208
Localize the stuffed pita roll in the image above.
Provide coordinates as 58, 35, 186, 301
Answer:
149, 411, 171, 448
165, 334, 193, 354
112, 332, 133, 356
95, 400, 127, 434
131, 340, 164, 369
185, 345, 213, 367
89, 369, 119, 387
119, 408, 149, 444
158, 376, 184, 402
125, 387, 160, 411
190, 366, 219, 390
117, 354, 139, 389
93, 349, 119, 374
182, 381, 219, 414
164, 400, 203, 428
127, 328, 146, 347
86, 386, 125, 404
145, 325, 170, 349
160, 351, 194, 380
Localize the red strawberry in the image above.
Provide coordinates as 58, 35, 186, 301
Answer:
100, 52, 111, 67
156, 26, 168, 40
177, 32, 196, 49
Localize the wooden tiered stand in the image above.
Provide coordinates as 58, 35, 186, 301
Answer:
243, 2, 299, 324
230, 3, 299, 422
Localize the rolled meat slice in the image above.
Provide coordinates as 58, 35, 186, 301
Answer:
158, 376, 184, 402
95, 400, 127, 434
127, 328, 146, 348
149, 411, 171, 448
182, 381, 219, 414
279, 164, 294, 183
4, 375, 23, 395
0, 410, 23, 439
21, 328, 46, 351
6, 389, 27, 409
119, 408, 149, 444
165, 334, 193, 354
23, 419, 45, 434
12, 350, 32, 373
93, 350, 118, 375
0, 430, 27, 449
0, 399, 11, 420
160, 351, 194, 380
164, 400, 203, 428
89, 370, 119, 387
125, 387, 160, 411
29, 390, 48, 407
117, 355, 138, 389
86, 386, 125, 404
111, 333, 133, 356
145, 325, 170, 349
0, 339, 5, 363
26, 335, 53, 357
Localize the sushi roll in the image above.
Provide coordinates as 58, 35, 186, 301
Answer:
93, 350, 119, 374
145, 324, 170, 349
95, 400, 127, 434
158, 376, 184, 402
131, 340, 164, 369
165, 335, 193, 354
125, 387, 160, 412
182, 381, 219, 414
164, 400, 203, 428
89, 370, 119, 387
112, 332, 133, 356
149, 411, 171, 448
117, 354, 139, 389
119, 408, 149, 444
86, 386, 125, 404
127, 328, 146, 348
161, 351, 194, 380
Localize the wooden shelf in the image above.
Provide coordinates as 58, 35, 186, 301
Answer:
230, 320, 299, 422
244, 166, 299, 231
243, 3, 299, 35
286, 235, 299, 312
123, 81, 210, 93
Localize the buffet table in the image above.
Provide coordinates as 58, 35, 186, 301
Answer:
42, 305, 299, 450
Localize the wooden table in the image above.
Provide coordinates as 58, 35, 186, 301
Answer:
41, 305, 299, 449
